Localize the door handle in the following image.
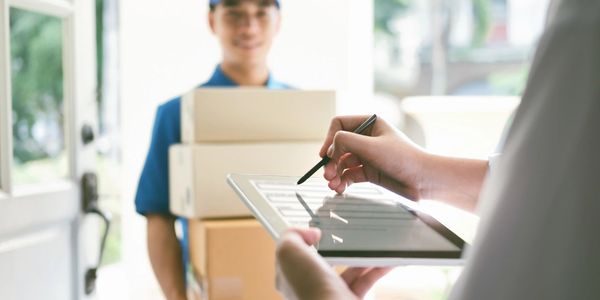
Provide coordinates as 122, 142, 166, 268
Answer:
81, 124, 95, 145
81, 172, 112, 295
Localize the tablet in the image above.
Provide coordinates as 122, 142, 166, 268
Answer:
227, 174, 466, 266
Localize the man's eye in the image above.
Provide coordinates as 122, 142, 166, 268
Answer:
256, 11, 268, 18
226, 11, 243, 18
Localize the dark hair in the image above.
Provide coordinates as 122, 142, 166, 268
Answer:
209, 0, 278, 12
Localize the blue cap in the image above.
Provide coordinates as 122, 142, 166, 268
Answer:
209, 0, 280, 8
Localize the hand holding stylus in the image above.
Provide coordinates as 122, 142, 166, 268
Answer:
317, 115, 428, 197
297, 114, 378, 185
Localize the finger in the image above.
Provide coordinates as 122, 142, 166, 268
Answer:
334, 165, 373, 194
340, 166, 369, 187
330, 131, 373, 164
319, 115, 375, 158
349, 267, 393, 298
337, 153, 362, 178
333, 178, 349, 194
329, 177, 343, 192
324, 161, 343, 191
286, 227, 322, 246
340, 267, 369, 285
325, 117, 389, 193
323, 160, 338, 181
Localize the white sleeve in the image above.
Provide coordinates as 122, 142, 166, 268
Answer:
449, 2, 600, 300
487, 153, 502, 174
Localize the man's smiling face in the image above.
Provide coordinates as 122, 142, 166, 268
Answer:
210, 0, 281, 66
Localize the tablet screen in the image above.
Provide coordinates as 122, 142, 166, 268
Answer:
251, 178, 464, 258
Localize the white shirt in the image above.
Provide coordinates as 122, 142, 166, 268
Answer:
449, 1, 600, 299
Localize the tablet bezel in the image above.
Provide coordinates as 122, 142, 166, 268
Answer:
227, 173, 466, 266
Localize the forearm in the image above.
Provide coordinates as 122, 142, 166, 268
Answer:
419, 153, 488, 213
146, 214, 187, 300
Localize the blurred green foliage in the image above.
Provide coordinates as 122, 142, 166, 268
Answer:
488, 67, 529, 95
96, 0, 103, 106
472, 0, 492, 46
374, 0, 412, 35
375, 0, 492, 46
10, 8, 64, 164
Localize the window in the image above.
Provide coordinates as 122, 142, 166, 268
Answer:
10, 8, 67, 186
370, 1, 550, 298
374, 0, 550, 97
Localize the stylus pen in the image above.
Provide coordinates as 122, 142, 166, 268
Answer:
295, 192, 318, 219
297, 114, 378, 185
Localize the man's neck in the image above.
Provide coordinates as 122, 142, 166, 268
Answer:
220, 61, 269, 86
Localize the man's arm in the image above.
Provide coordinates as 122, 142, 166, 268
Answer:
146, 214, 187, 300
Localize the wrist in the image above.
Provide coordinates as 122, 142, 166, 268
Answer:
415, 152, 487, 211
413, 150, 437, 200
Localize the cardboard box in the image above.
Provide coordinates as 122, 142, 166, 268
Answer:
181, 88, 336, 143
169, 142, 323, 218
188, 219, 282, 300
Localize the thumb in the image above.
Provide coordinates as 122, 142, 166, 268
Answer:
288, 227, 321, 245
276, 229, 337, 299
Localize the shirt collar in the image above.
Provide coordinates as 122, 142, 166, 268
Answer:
202, 65, 237, 87
202, 64, 288, 89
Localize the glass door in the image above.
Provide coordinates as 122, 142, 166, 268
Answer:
0, 0, 99, 298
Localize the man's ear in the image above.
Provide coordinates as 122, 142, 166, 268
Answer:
208, 11, 217, 34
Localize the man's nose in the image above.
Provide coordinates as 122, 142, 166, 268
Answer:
237, 14, 260, 32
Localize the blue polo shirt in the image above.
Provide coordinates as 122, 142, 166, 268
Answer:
135, 65, 289, 269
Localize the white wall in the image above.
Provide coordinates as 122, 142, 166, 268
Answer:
119, 0, 373, 297
270, 0, 374, 112
508, 0, 550, 47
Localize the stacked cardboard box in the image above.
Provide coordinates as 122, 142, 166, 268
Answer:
186, 219, 280, 300
170, 88, 336, 300
169, 142, 323, 218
